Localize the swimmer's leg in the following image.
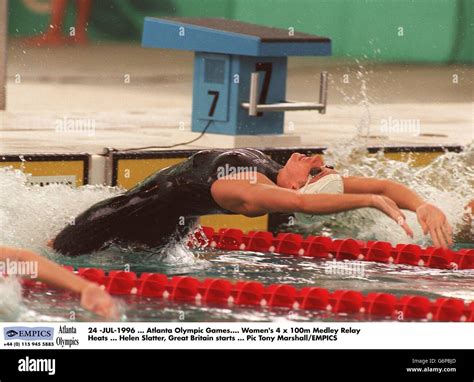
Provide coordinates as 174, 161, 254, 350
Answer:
52, 194, 133, 256
53, 190, 197, 256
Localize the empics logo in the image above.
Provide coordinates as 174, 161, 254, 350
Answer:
6, 329, 19, 337
18, 357, 56, 376
4, 326, 54, 341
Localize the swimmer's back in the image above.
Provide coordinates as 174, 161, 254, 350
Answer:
53, 148, 282, 256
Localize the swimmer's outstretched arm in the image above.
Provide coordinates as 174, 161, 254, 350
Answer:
0, 246, 118, 319
211, 179, 413, 237
342, 176, 453, 247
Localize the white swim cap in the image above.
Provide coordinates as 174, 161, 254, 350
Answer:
295, 173, 344, 225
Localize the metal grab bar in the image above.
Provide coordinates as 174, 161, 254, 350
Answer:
242, 71, 328, 116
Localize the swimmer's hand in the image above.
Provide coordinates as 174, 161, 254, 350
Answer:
416, 203, 453, 248
371, 195, 414, 238
80, 284, 119, 319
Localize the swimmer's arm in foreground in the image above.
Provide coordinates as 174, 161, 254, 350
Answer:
211, 174, 414, 237
342, 176, 453, 247
0, 247, 118, 319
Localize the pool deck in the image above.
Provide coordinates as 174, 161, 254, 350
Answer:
1, 43, 472, 155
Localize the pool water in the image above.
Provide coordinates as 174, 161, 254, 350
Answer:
11, 243, 474, 322
0, 143, 473, 322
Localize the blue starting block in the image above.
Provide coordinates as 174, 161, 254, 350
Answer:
142, 17, 331, 136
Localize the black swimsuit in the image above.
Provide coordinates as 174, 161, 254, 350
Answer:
53, 148, 282, 256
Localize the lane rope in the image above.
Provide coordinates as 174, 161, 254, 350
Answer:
21, 227, 473, 321
22, 266, 474, 322
193, 226, 474, 270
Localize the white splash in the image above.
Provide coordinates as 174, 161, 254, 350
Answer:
0, 167, 121, 252
0, 277, 22, 320
298, 143, 474, 245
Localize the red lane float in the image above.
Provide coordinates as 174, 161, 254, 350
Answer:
65, 266, 474, 322
298, 287, 330, 310
195, 226, 474, 270
233, 281, 264, 306
264, 284, 297, 308
330, 290, 364, 314
107, 271, 137, 295
78, 268, 105, 284
200, 279, 232, 304
363, 293, 397, 316
137, 273, 168, 297
169, 276, 200, 302
396, 296, 432, 319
